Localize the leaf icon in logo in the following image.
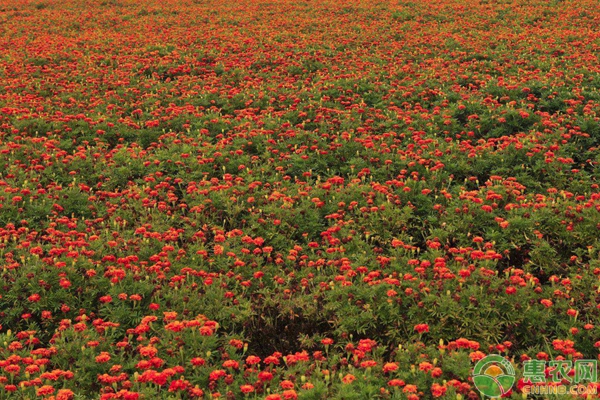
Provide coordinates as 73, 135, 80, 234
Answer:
474, 375, 503, 398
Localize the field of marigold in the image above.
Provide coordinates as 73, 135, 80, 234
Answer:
0, 0, 600, 398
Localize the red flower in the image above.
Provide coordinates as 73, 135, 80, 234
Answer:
168, 379, 189, 392
28, 293, 41, 302
283, 390, 298, 400
431, 383, 447, 398
245, 355, 261, 365
209, 370, 226, 381
258, 371, 273, 382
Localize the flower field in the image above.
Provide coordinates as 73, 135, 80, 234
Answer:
1, 0, 600, 398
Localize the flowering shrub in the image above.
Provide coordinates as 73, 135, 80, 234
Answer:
0, 0, 599, 398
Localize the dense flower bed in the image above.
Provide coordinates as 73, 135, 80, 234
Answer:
0, 0, 600, 398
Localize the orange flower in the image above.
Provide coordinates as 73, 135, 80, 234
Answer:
139, 345, 158, 358
419, 362, 433, 373
469, 351, 486, 362
540, 299, 553, 308
240, 385, 254, 394
56, 389, 74, 400
95, 352, 111, 363
388, 379, 405, 387
222, 360, 239, 369
280, 380, 294, 389
36, 385, 55, 396
403, 385, 418, 393
383, 362, 398, 373
360, 360, 377, 368
199, 326, 214, 336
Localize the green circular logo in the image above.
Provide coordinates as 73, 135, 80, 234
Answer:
473, 354, 515, 398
